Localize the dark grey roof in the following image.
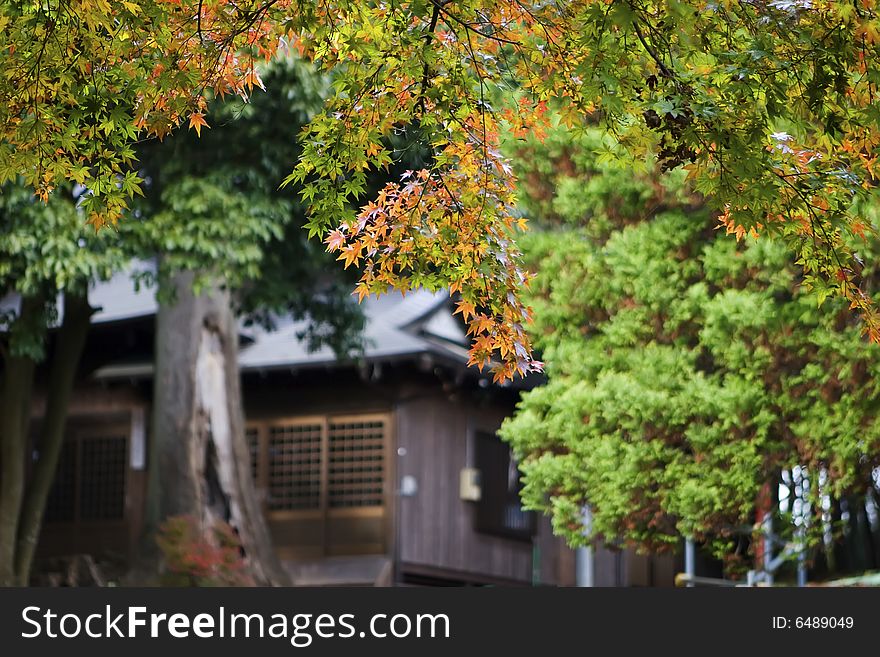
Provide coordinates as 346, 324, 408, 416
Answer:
90, 260, 158, 324
85, 266, 472, 380
236, 289, 468, 372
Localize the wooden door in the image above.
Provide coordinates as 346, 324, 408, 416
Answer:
247, 413, 391, 560
40, 422, 131, 557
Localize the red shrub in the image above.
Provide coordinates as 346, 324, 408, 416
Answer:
156, 515, 254, 586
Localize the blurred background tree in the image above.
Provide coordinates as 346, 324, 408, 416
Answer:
500, 122, 880, 578
0, 185, 124, 585
124, 55, 430, 584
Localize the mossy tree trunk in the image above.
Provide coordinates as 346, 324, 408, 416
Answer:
145, 270, 288, 586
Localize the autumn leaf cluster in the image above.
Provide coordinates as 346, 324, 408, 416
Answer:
7, 0, 880, 377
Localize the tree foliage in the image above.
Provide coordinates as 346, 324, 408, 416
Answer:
5, 0, 880, 377
0, 183, 124, 586
0, 183, 122, 357
500, 124, 880, 568
127, 56, 366, 352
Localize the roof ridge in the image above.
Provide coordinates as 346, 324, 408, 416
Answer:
380, 288, 449, 329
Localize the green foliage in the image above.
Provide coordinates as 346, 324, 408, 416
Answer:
0, 185, 121, 296
500, 124, 880, 567
128, 57, 366, 354
9, 1, 880, 375
508, 125, 691, 229
0, 183, 123, 358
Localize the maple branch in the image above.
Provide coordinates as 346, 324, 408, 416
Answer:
417, 1, 443, 116
772, 170, 852, 285
197, 0, 204, 44
430, 0, 521, 46
427, 3, 442, 35
461, 22, 491, 225
630, 14, 674, 80
432, 169, 466, 215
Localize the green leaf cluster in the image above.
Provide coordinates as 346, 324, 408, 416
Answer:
0, 183, 124, 358
128, 57, 367, 354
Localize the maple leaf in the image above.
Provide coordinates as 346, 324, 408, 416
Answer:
454, 299, 477, 321
188, 112, 209, 137
325, 229, 346, 252
338, 244, 362, 269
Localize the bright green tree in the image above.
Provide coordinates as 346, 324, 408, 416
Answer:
500, 124, 880, 571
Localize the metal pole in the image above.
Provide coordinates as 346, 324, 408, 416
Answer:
797, 469, 808, 587
684, 538, 696, 588
763, 513, 774, 586
796, 520, 808, 587
575, 506, 594, 587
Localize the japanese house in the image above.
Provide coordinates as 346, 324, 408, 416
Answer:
23, 269, 675, 586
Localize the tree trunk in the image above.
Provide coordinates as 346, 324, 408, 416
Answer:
13, 292, 93, 585
0, 296, 41, 586
146, 270, 288, 586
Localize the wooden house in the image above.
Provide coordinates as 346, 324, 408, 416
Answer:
24, 269, 676, 586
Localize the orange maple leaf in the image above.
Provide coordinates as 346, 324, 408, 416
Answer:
325, 229, 346, 251
454, 300, 477, 321
188, 112, 209, 137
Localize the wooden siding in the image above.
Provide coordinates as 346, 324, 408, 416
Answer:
243, 373, 397, 419
395, 393, 538, 584
592, 545, 677, 587
245, 370, 574, 584
534, 515, 577, 586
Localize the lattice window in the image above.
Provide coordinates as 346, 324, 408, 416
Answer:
249, 414, 389, 557
246, 426, 260, 482
45, 432, 127, 524
79, 436, 127, 520
45, 441, 77, 523
267, 423, 322, 510
328, 420, 385, 508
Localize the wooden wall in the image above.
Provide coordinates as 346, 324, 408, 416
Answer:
246, 368, 576, 585
34, 384, 149, 565
534, 515, 577, 586
591, 545, 677, 587
36, 367, 577, 586
394, 392, 571, 585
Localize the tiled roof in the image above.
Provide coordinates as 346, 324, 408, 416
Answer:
237, 288, 466, 371
80, 265, 472, 378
